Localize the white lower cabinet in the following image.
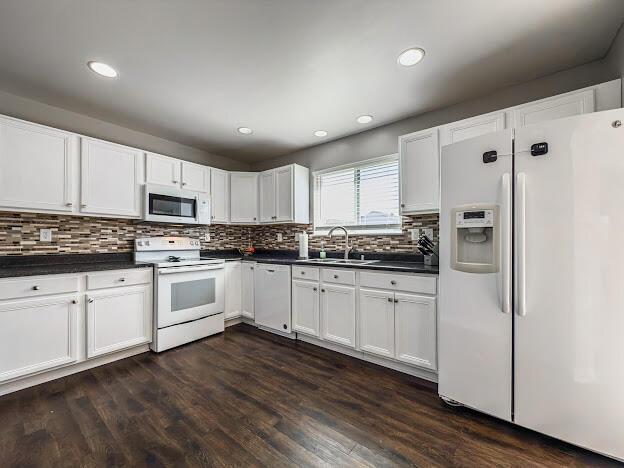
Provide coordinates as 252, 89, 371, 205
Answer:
394, 293, 437, 370
86, 285, 152, 359
292, 279, 320, 337
0, 294, 79, 382
225, 261, 242, 319
241, 262, 255, 319
359, 288, 395, 358
320, 284, 356, 348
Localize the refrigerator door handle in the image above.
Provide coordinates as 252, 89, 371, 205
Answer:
517, 172, 527, 316
501, 173, 512, 314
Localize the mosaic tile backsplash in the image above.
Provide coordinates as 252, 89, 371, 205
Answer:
0, 211, 438, 256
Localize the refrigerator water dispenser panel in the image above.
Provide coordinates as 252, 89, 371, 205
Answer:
451, 204, 499, 273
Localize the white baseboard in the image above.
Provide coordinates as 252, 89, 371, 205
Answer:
0, 345, 150, 396
297, 334, 438, 383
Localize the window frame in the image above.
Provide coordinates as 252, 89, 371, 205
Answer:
312, 154, 402, 236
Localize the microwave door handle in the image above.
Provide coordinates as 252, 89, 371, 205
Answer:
158, 265, 224, 274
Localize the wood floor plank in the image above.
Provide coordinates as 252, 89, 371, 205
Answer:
0, 323, 620, 467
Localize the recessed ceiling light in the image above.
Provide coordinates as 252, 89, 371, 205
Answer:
237, 127, 253, 135
87, 61, 118, 78
397, 47, 425, 67
313, 130, 328, 137
357, 115, 373, 124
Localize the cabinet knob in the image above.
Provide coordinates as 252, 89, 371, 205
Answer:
387, 297, 393, 302
400, 203, 405, 208
253, 217, 257, 221
321, 289, 325, 293
313, 287, 318, 291
390, 280, 397, 285
301, 271, 305, 275
119, 278, 126, 282
72, 300, 77, 304
250, 267, 254, 270
172, 180, 178, 184
32, 285, 40, 291
394, 299, 399, 303
182, 182, 187, 186
333, 274, 338, 279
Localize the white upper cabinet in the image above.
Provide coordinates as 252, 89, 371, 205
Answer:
440, 111, 506, 146
230, 172, 258, 223
259, 170, 276, 223
181, 161, 210, 193
399, 128, 439, 214
146, 153, 210, 193
80, 138, 143, 218
513, 89, 595, 128
259, 164, 309, 224
145, 152, 180, 188
211, 168, 230, 223
0, 116, 77, 213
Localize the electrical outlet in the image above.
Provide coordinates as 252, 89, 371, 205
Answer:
277, 233, 283, 242
40, 229, 52, 242
412, 228, 435, 240
203, 232, 210, 242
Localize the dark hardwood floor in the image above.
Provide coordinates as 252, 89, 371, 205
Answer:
0, 323, 618, 467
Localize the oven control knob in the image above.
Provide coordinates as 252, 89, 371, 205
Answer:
145, 241, 150, 246
137, 241, 143, 246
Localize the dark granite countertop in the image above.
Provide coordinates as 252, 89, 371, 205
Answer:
201, 249, 439, 275
0, 253, 152, 278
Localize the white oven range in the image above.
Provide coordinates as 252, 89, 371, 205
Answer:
134, 236, 225, 352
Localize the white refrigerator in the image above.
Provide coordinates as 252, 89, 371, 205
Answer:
439, 108, 624, 461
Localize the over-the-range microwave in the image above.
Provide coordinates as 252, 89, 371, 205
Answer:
142, 183, 211, 225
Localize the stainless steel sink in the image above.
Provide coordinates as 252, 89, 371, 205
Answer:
297, 258, 379, 265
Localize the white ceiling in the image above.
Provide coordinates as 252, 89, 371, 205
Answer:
0, 0, 622, 163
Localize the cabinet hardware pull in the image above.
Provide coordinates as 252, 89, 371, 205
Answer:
250, 267, 254, 270
172, 180, 178, 184
72, 300, 77, 304
32, 285, 40, 291
313, 287, 318, 291
182, 182, 187, 186
390, 280, 397, 285
394, 299, 399, 303
65, 202, 73, 207
321, 289, 325, 293
401, 203, 405, 208
387, 297, 393, 302
88, 298, 94, 303
81, 204, 87, 208
267, 269, 275, 273
333, 274, 338, 279
119, 278, 126, 282
301, 271, 305, 275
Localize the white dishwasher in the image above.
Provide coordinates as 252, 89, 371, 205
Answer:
254, 263, 291, 333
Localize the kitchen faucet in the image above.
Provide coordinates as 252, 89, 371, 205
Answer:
327, 226, 352, 260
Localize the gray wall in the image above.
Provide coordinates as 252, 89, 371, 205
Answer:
605, 24, 624, 97
251, 59, 617, 172
0, 89, 249, 171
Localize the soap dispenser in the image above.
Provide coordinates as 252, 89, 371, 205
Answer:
319, 241, 326, 259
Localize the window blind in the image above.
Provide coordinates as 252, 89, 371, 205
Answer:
314, 155, 401, 233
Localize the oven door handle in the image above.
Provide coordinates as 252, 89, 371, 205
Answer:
158, 264, 224, 274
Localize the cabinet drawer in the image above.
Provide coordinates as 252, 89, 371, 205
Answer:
0, 275, 80, 301
359, 271, 436, 295
321, 268, 355, 286
87, 268, 152, 290
292, 266, 319, 281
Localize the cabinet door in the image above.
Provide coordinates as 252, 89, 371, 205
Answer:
86, 285, 152, 359
225, 261, 242, 319
513, 89, 595, 128
359, 288, 395, 358
399, 128, 439, 213
441, 112, 506, 146
292, 280, 319, 337
321, 284, 355, 348
230, 172, 258, 223
259, 170, 276, 223
0, 117, 76, 212
275, 165, 294, 222
241, 262, 255, 319
394, 293, 436, 370
145, 152, 181, 188
80, 138, 142, 218
0, 295, 78, 382
210, 168, 230, 223
181, 161, 210, 193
